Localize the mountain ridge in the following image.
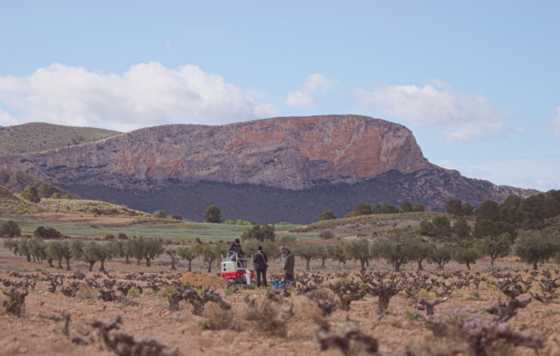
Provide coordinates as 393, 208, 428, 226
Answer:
0, 122, 120, 156
0, 115, 537, 222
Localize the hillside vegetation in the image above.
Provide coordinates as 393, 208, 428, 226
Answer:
0, 122, 119, 155
0, 186, 40, 214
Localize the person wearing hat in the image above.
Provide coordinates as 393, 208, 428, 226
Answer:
253, 245, 268, 287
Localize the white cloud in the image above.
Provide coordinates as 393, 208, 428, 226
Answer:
253, 103, 278, 118
553, 106, 560, 136
0, 62, 275, 131
355, 82, 504, 141
285, 73, 330, 108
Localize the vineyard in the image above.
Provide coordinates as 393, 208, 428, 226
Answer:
1, 248, 560, 355
2, 193, 560, 355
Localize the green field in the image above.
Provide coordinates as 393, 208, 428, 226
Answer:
0, 217, 307, 241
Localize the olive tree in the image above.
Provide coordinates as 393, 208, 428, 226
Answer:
199, 243, 221, 273
372, 237, 415, 272
515, 231, 559, 270
143, 239, 164, 267
46, 241, 66, 269
348, 238, 372, 270
452, 242, 481, 270
327, 240, 349, 267
430, 243, 453, 270
477, 233, 512, 268
81, 242, 113, 272
296, 243, 321, 271
177, 246, 199, 272
408, 237, 434, 271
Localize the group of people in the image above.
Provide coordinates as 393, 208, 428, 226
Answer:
227, 238, 295, 287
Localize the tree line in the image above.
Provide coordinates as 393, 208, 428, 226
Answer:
3, 227, 560, 273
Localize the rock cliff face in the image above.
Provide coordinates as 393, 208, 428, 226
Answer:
0, 115, 432, 190
0, 115, 535, 223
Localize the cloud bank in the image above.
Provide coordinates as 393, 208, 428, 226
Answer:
0, 63, 276, 131
355, 82, 504, 141
285, 73, 330, 108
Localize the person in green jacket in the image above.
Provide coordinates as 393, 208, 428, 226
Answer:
283, 248, 295, 284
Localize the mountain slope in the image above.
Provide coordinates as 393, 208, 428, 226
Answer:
0, 122, 119, 155
0, 115, 535, 223
62, 168, 530, 224
0, 115, 431, 190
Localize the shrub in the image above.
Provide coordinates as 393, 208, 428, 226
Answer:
355, 203, 373, 215
318, 211, 336, 221
400, 201, 414, 212
419, 220, 435, 236
117, 233, 129, 240
432, 216, 452, 238
244, 293, 293, 337
153, 210, 169, 218
201, 301, 235, 330
224, 219, 254, 225
319, 230, 335, 240
33, 226, 63, 239
420, 217, 452, 239
21, 186, 40, 203
0, 221, 21, 238
371, 203, 399, 214
452, 217, 471, 239
476, 201, 501, 221
204, 204, 222, 223
241, 224, 275, 242
446, 199, 473, 216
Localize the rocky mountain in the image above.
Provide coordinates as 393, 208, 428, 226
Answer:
0, 122, 119, 155
0, 115, 535, 223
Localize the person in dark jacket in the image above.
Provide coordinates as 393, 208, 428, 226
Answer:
228, 239, 243, 258
283, 248, 295, 284
253, 246, 268, 287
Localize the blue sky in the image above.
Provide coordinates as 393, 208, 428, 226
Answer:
0, 1, 559, 190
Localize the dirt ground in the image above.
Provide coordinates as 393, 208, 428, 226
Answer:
1, 253, 559, 356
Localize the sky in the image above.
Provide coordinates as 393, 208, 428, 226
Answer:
0, 1, 558, 191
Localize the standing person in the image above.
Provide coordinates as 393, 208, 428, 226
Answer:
253, 246, 268, 287
228, 238, 243, 259
283, 248, 295, 284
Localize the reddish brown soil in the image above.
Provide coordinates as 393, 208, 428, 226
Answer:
1, 255, 559, 356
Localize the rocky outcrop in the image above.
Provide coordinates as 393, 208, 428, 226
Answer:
0, 115, 536, 222
0, 115, 432, 190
